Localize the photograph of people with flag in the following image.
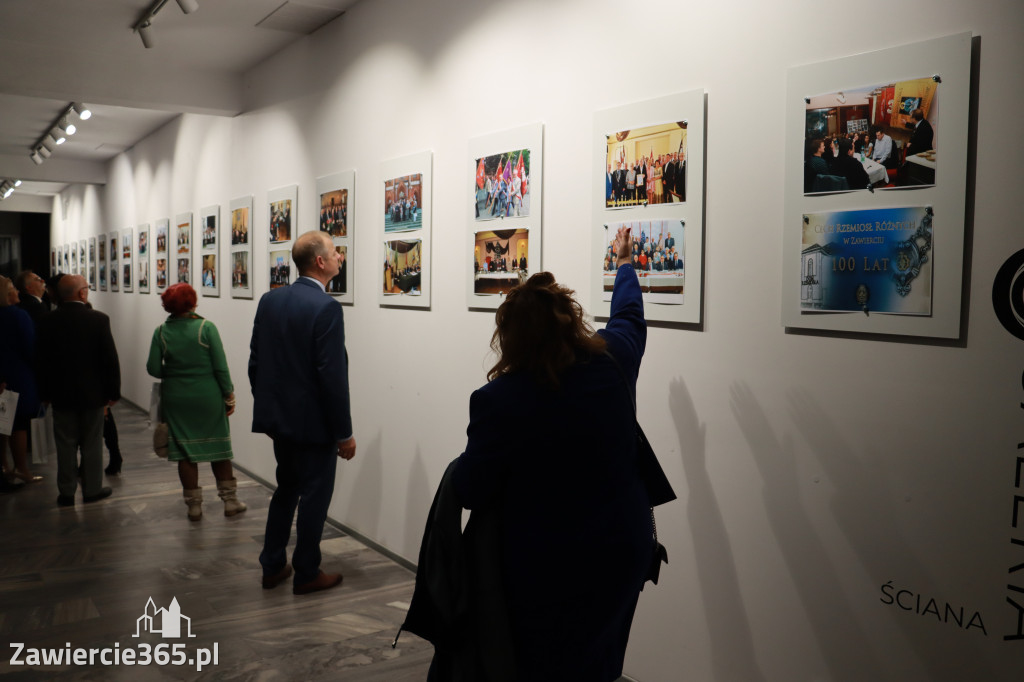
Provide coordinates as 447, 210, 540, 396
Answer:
605, 122, 687, 208
474, 148, 531, 220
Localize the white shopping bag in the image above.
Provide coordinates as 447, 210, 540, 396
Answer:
31, 406, 56, 464
0, 389, 19, 436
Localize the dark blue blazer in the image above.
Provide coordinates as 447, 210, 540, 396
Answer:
453, 264, 651, 680
249, 277, 352, 444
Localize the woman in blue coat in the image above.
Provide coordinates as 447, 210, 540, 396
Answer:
454, 226, 651, 681
0, 275, 42, 484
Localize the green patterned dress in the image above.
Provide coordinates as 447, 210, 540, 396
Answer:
146, 314, 234, 462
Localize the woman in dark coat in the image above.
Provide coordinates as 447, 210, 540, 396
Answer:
0, 275, 42, 484
453, 226, 652, 681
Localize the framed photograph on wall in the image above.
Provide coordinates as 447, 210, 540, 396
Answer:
79, 240, 86, 279
50, 248, 56, 277
229, 195, 253, 299
62, 245, 69, 276
154, 218, 169, 292
70, 242, 77, 274
591, 89, 706, 325
200, 205, 219, 297
317, 171, 355, 303
175, 212, 192, 285
121, 227, 133, 293
379, 151, 432, 307
267, 185, 296, 290
137, 224, 150, 294
97, 237, 106, 291
88, 238, 96, 290
781, 32, 971, 338
467, 123, 543, 310
108, 233, 119, 292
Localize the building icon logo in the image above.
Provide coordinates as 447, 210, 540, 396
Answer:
133, 597, 196, 638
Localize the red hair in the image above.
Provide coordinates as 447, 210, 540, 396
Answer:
161, 282, 197, 315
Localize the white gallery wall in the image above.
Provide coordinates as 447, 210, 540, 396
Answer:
49, 0, 1022, 679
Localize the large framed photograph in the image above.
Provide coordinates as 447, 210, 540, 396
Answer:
267, 186, 296, 290
79, 241, 86, 277
467, 123, 543, 310
154, 219, 169, 292
108, 233, 119, 292
229, 195, 254, 299
200, 205, 219, 297
592, 89, 706, 325
121, 227, 133, 293
379, 151, 432, 308
87, 239, 95, 290
175, 212, 192, 285
317, 171, 355, 303
97, 237, 106, 291
137, 224, 150, 294
782, 32, 971, 338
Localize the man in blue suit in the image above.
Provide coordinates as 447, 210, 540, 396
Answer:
249, 231, 356, 595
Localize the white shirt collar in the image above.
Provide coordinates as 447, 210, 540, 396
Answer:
300, 275, 326, 292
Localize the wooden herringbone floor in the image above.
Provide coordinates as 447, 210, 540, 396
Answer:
0, 403, 433, 681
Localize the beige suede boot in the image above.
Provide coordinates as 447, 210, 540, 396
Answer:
183, 488, 203, 521
216, 478, 247, 517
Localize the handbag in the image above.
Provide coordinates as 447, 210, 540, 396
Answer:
604, 351, 677, 586
30, 405, 56, 465
153, 422, 169, 459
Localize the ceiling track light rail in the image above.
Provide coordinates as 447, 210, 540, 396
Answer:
133, 0, 200, 49
29, 102, 94, 166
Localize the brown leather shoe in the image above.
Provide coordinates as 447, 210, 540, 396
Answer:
261, 564, 293, 589
292, 571, 342, 595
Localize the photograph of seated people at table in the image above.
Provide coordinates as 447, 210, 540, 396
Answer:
804, 77, 937, 194
473, 228, 529, 295
383, 239, 421, 295
383, 175, 423, 232
602, 219, 684, 304
605, 121, 687, 208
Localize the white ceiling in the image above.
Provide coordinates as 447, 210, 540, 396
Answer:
0, 0, 360, 201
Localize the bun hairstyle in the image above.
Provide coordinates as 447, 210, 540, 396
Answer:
161, 282, 197, 315
488, 272, 607, 389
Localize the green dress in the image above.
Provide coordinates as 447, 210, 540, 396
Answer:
146, 314, 234, 462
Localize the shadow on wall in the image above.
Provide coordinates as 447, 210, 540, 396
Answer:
404, 446, 433, 560
341, 428, 384, 540
784, 387, 996, 681
730, 381, 883, 680
669, 378, 766, 682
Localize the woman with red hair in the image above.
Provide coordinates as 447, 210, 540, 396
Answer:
147, 283, 245, 521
